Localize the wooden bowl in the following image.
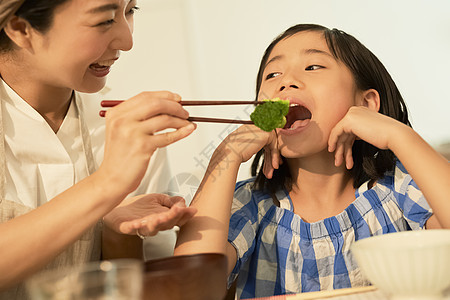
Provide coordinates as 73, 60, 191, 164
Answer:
143, 253, 228, 300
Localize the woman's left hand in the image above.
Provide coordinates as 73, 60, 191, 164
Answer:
328, 106, 407, 169
103, 194, 197, 237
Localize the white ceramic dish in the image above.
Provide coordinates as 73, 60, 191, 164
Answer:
351, 229, 450, 300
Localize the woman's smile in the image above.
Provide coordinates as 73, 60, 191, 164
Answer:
88, 58, 118, 77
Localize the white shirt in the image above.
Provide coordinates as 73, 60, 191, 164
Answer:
0, 79, 172, 209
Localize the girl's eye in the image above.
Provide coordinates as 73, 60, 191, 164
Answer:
305, 65, 324, 71
265, 72, 281, 80
127, 6, 140, 16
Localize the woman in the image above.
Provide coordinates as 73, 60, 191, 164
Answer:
0, 0, 197, 297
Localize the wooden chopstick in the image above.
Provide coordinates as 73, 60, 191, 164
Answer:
187, 117, 253, 124
101, 100, 263, 107
99, 100, 259, 123
242, 286, 379, 300
98, 111, 254, 124
286, 286, 378, 299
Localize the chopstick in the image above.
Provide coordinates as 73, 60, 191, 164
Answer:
100, 100, 263, 107
98, 111, 254, 124
287, 286, 378, 299
187, 117, 253, 124
246, 286, 378, 300
99, 100, 259, 124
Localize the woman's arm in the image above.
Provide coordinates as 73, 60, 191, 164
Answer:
0, 173, 123, 289
0, 91, 196, 289
328, 106, 450, 228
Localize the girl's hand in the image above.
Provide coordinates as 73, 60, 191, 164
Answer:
103, 194, 197, 237
262, 144, 283, 179
328, 106, 407, 169
262, 130, 283, 179
99, 91, 196, 195
220, 125, 278, 165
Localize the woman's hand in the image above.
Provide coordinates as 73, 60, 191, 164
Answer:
99, 91, 196, 196
103, 194, 197, 237
328, 106, 408, 169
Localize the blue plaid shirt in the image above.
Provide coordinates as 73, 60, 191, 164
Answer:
228, 161, 433, 299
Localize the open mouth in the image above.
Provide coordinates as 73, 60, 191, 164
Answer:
283, 104, 312, 129
89, 59, 116, 71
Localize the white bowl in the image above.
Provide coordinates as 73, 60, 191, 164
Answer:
351, 229, 450, 300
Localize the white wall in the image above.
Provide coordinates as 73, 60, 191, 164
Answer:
104, 0, 450, 202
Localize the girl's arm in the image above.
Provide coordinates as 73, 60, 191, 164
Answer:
328, 106, 450, 228
175, 148, 241, 273
384, 127, 449, 228
175, 125, 275, 274
0, 92, 196, 289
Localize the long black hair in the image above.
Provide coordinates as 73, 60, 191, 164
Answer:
0, 0, 70, 52
251, 24, 411, 196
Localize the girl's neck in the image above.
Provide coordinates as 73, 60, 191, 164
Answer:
1, 61, 73, 133
287, 151, 356, 223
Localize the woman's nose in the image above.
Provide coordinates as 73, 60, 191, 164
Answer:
111, 18, 134, 51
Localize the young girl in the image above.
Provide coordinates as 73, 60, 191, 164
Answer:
174, 24, 450, 298
0, 0, 196, 297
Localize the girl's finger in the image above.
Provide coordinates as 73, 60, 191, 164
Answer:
343, 138, 355, 169
328, 129, 341, 153
263, 149, 275, 179
263, 161, 274, 179
334, 138, 345, 167
339, 134, 354, 167
271, 148, 281, 170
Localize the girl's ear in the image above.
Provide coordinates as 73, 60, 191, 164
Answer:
360, 89, 380, 112
3, 16, 33, 49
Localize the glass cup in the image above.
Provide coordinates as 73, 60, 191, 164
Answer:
26, 259, 143, 300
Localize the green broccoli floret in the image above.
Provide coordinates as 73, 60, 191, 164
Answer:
250, 98, 290, 132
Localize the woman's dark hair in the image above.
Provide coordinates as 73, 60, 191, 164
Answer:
0, 0, 70, 52
251, 24, 411, 195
